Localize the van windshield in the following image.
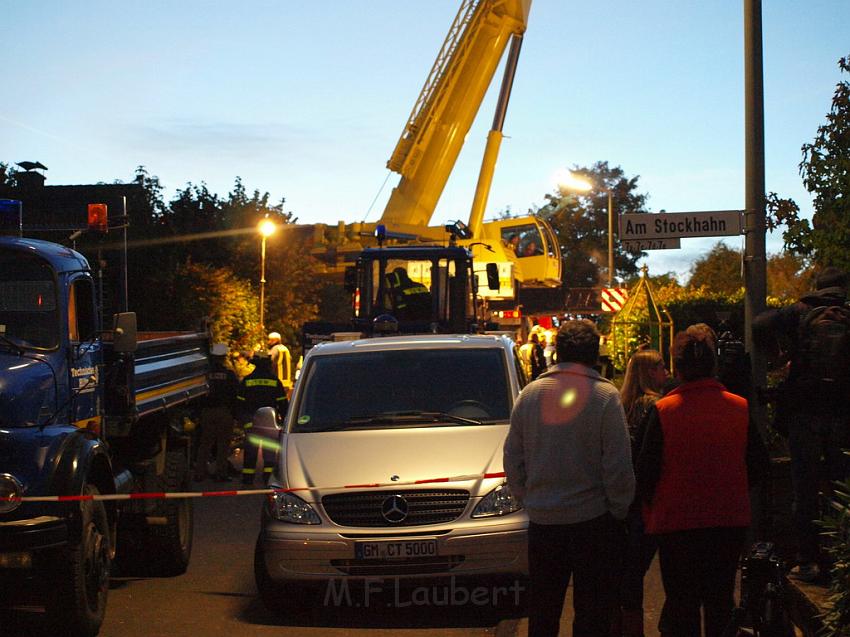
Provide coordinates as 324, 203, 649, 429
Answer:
0, 249, 58, 350
293, 348, 511, 432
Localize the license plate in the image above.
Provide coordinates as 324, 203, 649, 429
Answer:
355, 539, 438, 560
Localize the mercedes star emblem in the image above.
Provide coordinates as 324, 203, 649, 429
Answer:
381, 494, 409, 523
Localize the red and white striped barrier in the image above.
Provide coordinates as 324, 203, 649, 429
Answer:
10, 472, 507, 503
601, 287, 628, 312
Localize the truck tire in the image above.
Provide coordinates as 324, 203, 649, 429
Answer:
145, 449, 194, 576
115, 449, 193, 577
45, 484, 111, 637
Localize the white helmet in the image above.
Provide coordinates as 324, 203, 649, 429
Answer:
268, 331, 281, 342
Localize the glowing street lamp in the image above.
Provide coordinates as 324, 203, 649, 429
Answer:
258, 216, 277, 333
556, 171, 616, 288
554, 169, 593, 194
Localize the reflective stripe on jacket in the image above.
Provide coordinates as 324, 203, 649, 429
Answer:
237, 370, 287, 424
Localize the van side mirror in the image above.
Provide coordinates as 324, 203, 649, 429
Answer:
343, 266, 357, 293
486, 263, 500, 291
112, 312, 138, 353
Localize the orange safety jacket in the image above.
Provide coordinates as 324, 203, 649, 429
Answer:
641, 378, 751, 534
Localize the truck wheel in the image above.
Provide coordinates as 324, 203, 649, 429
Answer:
46, 484, 111, 637
146, 449, 194, 576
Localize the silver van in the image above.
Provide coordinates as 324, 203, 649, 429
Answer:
254, 334, 528, 607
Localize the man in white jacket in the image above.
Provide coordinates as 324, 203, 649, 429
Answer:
505, 319, 635, 637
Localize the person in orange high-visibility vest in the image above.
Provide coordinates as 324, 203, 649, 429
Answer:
237, 353, 287, 485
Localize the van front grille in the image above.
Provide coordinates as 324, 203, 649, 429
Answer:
322, 490, 469, 527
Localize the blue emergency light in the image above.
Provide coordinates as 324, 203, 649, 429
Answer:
0, 199, 22, 236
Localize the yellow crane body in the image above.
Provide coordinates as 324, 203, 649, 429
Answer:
306, 0, 561, 300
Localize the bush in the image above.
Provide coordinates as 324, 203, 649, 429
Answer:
818, 481, 850, 635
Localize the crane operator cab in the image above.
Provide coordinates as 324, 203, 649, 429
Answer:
495, 218, 561, 287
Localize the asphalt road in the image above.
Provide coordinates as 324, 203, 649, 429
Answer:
3, 481, 665, 637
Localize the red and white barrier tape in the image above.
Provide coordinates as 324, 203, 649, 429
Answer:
10, 472, 507, 503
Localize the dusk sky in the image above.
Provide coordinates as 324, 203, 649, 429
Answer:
4, 1, 849, 280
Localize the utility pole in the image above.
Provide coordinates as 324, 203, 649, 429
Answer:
607, 190, 615, 288
744, 0, 769, 540
744, 0, 767, 411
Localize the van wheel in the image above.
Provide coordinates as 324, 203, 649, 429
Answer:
46, 484, 111, 637
254, 538, 285, 610
253, 538, 313, 612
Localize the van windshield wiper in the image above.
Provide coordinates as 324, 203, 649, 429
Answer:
342, 411, 482, 428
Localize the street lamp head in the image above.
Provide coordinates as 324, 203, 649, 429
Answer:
554, 169, 593, 194
258, 218, 277, 238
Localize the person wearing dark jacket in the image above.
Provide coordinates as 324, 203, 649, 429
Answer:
194, 343, 239, 482
752, 266, 849, 581
237, 353, 288, 485
636, 325, 769, 637
384, 267, 432, 321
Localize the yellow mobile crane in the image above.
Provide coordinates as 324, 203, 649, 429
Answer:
306, 0, 561, 306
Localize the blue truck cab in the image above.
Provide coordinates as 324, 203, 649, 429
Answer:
0, 236, 210, 635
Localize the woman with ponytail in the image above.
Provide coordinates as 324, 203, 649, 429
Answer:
613, 349, 668, 636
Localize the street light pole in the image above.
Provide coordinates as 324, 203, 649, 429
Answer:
259, 233, 267, 333
257, 217, 277, 335
607, 189, 614, 289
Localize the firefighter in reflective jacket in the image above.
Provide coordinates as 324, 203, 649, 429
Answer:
237, 352, 287, 485
385, 267, 432, 321
267, 331, 293, 396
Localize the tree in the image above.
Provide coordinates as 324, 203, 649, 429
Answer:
767, 53, 850, 270
263, 240, 322, 349
801, 53, 850, 270
161, 259, 261, 352
0, 163, 16, 187
688, 242, 743, 295
688, 241, 814, 300
121, 170, 322, 342
534, 161, 647, 287
767, 252, 814, 302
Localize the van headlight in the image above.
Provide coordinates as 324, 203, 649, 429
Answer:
471, 483, 522, 518
0, 474, 23, 514
267, 491, 321, 525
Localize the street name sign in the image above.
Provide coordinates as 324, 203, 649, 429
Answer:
619, 210, 743, 240
622, 238, 681, 251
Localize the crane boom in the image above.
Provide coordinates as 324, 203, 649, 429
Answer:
380, 0, 530, 229
306, 0, 562, 300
